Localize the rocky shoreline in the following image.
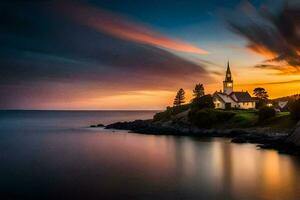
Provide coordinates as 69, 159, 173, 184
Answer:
90, 119, 300, 156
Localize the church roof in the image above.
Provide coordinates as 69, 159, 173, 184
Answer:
230, 92, 254, 102
213, 92, 236, 103
214, 91, 255, 103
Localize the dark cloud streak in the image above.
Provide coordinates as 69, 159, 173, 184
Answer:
0, 0, 210, 109
223, 0, 300, 73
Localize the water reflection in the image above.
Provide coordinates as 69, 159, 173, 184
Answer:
107, 134, 300, 200
93, 133, 300, 200
1, 111, 300, 199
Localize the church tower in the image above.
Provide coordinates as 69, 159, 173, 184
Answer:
223, 61, 233, 94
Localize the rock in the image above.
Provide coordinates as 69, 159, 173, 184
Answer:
265, 120, 300, 155
232, 137, 247, 143
286, 120, 300, 146
105, 120, 158, 134
105, 119, 258, 138
231, 132, 286, 144
90, 123, 105, 128
228, 129, 249, 137
104, 118, 300, 156
106, 119, 189, 135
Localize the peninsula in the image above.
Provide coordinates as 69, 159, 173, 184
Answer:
94, 62, 300, 155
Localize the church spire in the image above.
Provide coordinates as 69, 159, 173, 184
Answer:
223, 61, 233, 94
225, 61, 232, 82
227, 61, 230, 72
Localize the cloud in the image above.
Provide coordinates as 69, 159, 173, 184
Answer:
239, 79, 300, 86
0, 1, 212, 109
58, 1, 208, 55
223, 0, 300, 73
255, 64, 300, 74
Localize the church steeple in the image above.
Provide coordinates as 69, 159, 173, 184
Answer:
225, 61, 232, 82
223, 61, 233, 94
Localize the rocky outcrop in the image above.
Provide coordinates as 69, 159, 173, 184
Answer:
255, 121, 300, 155
105, 119, 300, 154
106, 119, 191, 135
231, 130, 287, 144
104, 119, 288, 139
285, 120, 300, 146
90, 123, 105, 128
265, 120, 300, 155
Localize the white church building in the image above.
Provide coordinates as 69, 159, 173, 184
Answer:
213, 62, 256, 109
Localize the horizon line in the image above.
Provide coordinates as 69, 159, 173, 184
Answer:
0, 109, 162, 112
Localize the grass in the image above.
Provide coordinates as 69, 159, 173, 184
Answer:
153, 104, 190, 122
276, 112, 290, 117
261, 112, 296, 129
227, 110, 258, 128
215, 110, 295, 129
154, 104, 296, 129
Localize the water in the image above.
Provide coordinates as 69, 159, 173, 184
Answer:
0, 110, 300, 200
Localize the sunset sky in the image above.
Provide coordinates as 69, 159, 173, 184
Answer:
1, 0, 300, 110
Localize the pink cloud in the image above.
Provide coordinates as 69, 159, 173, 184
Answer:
59, 1, 208, 55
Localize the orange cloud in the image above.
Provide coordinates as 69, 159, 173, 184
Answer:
238, 79, 300, 87
255, 64, 300, 75
59, 1, 208, 55
247, 44, 277, 59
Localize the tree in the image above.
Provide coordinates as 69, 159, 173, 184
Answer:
173, 88, 185, 106
253, 87, 269, 108
192, 83, 205, 99
191, 94, 215, 110
253, 87, 269, 100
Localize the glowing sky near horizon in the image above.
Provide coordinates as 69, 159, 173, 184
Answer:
1, 0, 300, 109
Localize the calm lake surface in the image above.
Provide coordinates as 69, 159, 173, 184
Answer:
1, 110, 300, 200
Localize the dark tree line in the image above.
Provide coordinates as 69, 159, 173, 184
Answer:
173, 83, 206, 106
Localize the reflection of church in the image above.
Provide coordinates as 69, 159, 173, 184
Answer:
213, 62, 256, 109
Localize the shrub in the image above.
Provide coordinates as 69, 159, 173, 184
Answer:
153, 104, 190, 122
153, 110, 172, 122
289, 99, 300, 120
191, 94, 214, 111
170, 104, 190, 115
188, 109, 235, 128
258, 106, 276, 121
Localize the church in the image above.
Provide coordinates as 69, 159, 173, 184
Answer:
213, 62, 256, 109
